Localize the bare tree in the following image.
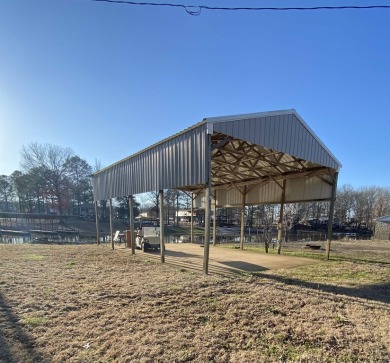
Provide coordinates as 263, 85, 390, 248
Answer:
335, 184, 355, 226
91, 159, 108, 220
163, 189, 175, 224
144, 191, 160, 218
21, 143, 74, 215
253, 204, 277, 253
92, 159, 103, 173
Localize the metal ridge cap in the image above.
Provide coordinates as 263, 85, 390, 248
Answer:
203, 109, 296, 123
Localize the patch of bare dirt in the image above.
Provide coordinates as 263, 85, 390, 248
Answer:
0, 244, 389, 362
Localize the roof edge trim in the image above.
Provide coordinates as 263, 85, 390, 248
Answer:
292, 110, 342, 169
203, 109, 297, 123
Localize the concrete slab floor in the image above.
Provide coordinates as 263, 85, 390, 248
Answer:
113, 242, 321, 276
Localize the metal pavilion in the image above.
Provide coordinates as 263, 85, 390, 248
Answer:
92, 109, 341, 274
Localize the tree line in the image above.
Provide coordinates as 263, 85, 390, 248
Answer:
0, 143, 94, 215
1, 143, 389, 230
139, 186, 390, 232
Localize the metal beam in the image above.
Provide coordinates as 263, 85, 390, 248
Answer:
191, 193, 194, 243
94, 201, 100, 245
240, 186, 247, 250
109, 198, 114, 250
277, 180, 286, 254
159, 190, 165, 263
326, 172, 338, 260
129, 196, 135, 255
203, 133, 212, 275
213, 191, 217, 246
203, 184, 211, 274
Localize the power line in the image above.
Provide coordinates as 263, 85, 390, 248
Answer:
91, 0, 390, 16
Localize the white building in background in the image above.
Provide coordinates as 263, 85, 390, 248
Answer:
176, 210, 196, 222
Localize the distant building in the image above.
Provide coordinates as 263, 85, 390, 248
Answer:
374, 215, 390, 240
176, 210, 196, 222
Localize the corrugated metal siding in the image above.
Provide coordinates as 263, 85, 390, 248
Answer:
194, 176, 334, 208
212, 112, 340, 170
285, 177, 333, 202
246, 182, 283, 205
93, 124, 208, 200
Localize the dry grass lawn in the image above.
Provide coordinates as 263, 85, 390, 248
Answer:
0, 241, 389, 362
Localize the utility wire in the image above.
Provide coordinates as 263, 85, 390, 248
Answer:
91, 0, 390, 16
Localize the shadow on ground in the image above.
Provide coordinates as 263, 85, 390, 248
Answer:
0, 292, 50, 363
142, 249, 390, 304
220, 260, 267, 272
150, 249, 201, 259
141, 251, 258, 276
330, 256, 390, 266
256, 273, 390, 305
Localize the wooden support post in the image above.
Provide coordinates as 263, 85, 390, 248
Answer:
94, 201, 100, 245
240, 186, 246, 250
190, 193, 194, 243
326, 172, 338, 260
128, 196, 135, 255
213, 191, 217, 246
277, 180, 286, 255
109, 198, 114, 250
159, 190, 165, 263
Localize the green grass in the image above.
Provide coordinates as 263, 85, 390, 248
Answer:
256, 260, 390, 288
24, 254, 46, 260
177, 267, 196, 275
23, 316, 48, 326
327, 254, 390, 265
168, 284, 182, 292
65, 261, 77, 269
334, 314, 350, 325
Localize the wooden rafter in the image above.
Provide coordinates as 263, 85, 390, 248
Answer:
209, 132, 336, 197
214, 144, 305, 173
211, 136, 234, 151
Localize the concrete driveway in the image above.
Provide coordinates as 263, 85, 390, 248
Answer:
130, 243, 320, 276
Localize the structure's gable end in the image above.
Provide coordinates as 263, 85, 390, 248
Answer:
212, 112, 339, 170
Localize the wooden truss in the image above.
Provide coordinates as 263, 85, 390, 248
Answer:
209, 132, 332, 191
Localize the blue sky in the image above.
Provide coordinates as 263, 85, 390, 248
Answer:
1, 0, 389, 188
